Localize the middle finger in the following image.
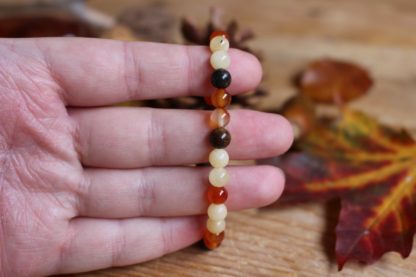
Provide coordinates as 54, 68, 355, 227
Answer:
69, 107, 292, 168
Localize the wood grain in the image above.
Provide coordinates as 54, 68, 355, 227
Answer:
76, 0, 416, 276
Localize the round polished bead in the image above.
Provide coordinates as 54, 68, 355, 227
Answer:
209, 108, 230, 128
210, 50, 231, 69
209, 127, 231, 148
210, 31, 228, 40
207, 185, 228, 204
209, 168, 229, 187
211, 89, 231, 108
210, 36, 230, 52
203, 230, 225, 250
209, 148, 229, 168
211, 69, 232, 89
208, 203, 227, 221
206, 218, 226, 234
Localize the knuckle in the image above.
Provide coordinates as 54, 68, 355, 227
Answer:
160, 219, 175, 255
136, 171, 156, 216
121, 41, 142, 100
110, 221, 126, 267
146, 109, 167, 165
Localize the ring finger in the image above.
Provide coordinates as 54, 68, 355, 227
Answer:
77, 165, 284, 218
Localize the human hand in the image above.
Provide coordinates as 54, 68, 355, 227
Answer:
0, 38, 293, 276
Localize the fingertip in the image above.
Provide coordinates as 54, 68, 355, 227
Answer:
255, 165, 285, 206
228, 165, 285, 210
267, 114, 295, 156
228, 49, 263, 94
228, 110, 294, 160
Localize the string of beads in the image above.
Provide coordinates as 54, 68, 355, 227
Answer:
203, 31, 232, 249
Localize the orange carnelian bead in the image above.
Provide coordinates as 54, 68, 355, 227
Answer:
207, 185, 228, 204
211, 89, 231, 108
210, 31, 228, 40
203, 229, 225, 249
209, 108, 230, 128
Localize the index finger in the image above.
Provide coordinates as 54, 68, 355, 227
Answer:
35, 38, 262, 106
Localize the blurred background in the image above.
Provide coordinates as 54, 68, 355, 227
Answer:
1, 0, 415, 127
1, 1, 416, 276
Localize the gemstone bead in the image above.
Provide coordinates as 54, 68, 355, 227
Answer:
211, 89, 231, 108
210, 50, 231, 69
211, 69, 232, 89
204, 31, 231, 250
209, 148, 229, 168
209, 127, 231, 148
208, 203, 227, 221
203, 230, 225, 250
207, 185, 228, 204
206, 218, 226, 234
209, 36, 230, 52
210, 108, 230, 128
209, 168, 229, 187
209, 31, 228, 40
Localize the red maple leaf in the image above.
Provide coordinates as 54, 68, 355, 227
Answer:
263, 109, 416, 269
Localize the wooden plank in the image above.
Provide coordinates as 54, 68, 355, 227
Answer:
76, 0, 416, 275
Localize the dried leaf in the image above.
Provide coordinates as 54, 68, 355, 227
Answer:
180, 7, 259, 58
262, 109, 416, 269
299, 59, 373, 105
118, 2, 176, 43
181, 17, 208, 45
279, 95, 317, 138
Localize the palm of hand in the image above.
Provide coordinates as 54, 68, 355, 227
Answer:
1, 41, 81, 275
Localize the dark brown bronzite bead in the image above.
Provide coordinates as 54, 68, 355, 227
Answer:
209, 127, 231, 148
211, 69, 232, 89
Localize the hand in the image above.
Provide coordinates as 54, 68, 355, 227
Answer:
0, 38, 293, 276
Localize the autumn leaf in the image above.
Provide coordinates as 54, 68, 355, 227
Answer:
118, 2, 176, 43
181, 7, 258, 58
279, 95, 317, 138
299, 59, 373, 105
262, 109, 416, 269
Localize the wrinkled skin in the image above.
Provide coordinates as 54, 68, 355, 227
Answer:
0, 38, 292, 276
0, 40, 81, 276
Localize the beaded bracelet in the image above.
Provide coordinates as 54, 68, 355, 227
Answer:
203, 31, 232, 250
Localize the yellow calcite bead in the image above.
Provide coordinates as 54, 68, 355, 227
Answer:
207, 203, 228, 221
210, 50, 231, 69
206, 218, 226, 234
209, 149, 229, 168
209, 168, 229, 187
210, 36, 230, 52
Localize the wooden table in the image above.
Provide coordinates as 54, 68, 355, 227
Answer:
77, 0, 416, 276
